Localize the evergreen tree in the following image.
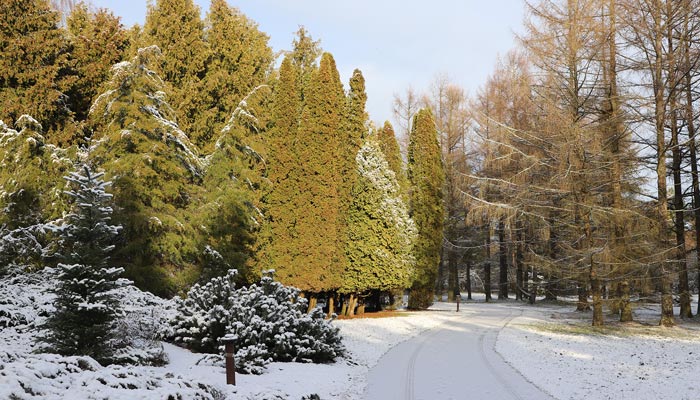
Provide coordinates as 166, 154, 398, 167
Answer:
143, 0, 207, 87
265, 56, 302, 276
342, 134, 416, 295
407, 109, 445, 309
40, 165, 127, 364
0, 117, 75, 270
66, 4, 129, 126
377, 121, 408, 195
0, 0, 74, 143
202, 84, 273, 285
290, 52, 344, 293
88, 46, 204, 296
339, 70, 368, 221
190, 0, 273, 151
143, 0, 209, 146
290, 26, 321, 98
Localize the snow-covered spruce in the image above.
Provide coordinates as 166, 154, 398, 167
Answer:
38, 165, 128, 364
170, 270, 345, 374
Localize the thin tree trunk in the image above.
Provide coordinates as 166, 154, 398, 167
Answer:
667, 8, 692, 319
577, 284, 590, 311
498, 219, 508, 299
307, 295, 317, 314
448, 249, 459, 301
485, 226, 492, 302
529, 266, 536, 304
466, 260, 473, 300
620, 281, 633, 322
515, 220, 524, 301
327, 295, 335, 319
340, 295, 348, 316
357, 298, 365, 315
591, 261, 603, 326
681, 0, 699, 317
346, 294, 356, 317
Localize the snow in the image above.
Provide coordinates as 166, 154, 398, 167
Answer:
4, 268, 700, 400
496, 302, 700, 400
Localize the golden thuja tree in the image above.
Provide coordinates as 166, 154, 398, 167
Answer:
407, 109, 446, 309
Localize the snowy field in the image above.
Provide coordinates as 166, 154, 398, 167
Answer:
496, 301, 700, 400
4, 273, 700, 400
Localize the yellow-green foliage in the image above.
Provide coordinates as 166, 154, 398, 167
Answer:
88, 47, 204, 296
285, 52, 344, 292
66, 4, 130, 126
0, 117, 74, 228
202, 84, 273, 285
407, 109, 446, 309
342, 134, 416, 294
0, 0, 74, 144
378, 121, 408, 195
264, 56, 301, 280
187, 0, 273, 152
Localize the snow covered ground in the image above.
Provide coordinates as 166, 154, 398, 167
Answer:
163, 305, 460, 399
4, 275, 700, 400
496, 301, 700, 400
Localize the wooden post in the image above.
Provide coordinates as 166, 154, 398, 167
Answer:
222, 335, 236, 385
456, 294, 461, 312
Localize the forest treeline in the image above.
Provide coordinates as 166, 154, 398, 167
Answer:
0, 0, 444, 312
4, 0, 700, 325
456, 0, 700, 326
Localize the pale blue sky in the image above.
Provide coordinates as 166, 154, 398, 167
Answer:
91, 0, 525, 125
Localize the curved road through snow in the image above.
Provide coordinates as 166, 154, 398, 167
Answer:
364, 304, 555, 400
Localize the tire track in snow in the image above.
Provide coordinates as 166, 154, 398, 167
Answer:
477, 308, 525, 400
404, 320, 449, 400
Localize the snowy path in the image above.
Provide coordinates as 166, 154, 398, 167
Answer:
364, 303, 555, 400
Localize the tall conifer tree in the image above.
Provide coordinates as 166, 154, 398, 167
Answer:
265, 56, 302, 278
292, 52, 344, 293
191, 0, 273, 151
88, 46, 204, 296
143, 0, 208, 145
378, 121, 408, 194
342, 134, 416, 297
407, 109, 445, 309
66, 4, 129, 126
0, 0, 74, 143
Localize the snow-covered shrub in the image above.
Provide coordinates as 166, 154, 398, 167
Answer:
111, 284, 177, 366
170, 270, 345, 374
0, 269, 55, 329
0, 352, 224, 400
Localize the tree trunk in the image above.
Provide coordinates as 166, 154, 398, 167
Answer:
514, 223, 524, 301
340, 295, 348, 316
681, 0, 698, 318
528, 266, 536, 304
357, 298, 365, 315
591, 263, 603, 326
620, 280, 633, 322
576, 284, 590, 311
485, 228, 492, 302
498, 219, 508, 300
466, 260, 473, 300
448, 249, 459, 301
667, 20, 692, 319
307, 295, 317, 314
653, 0, 674, 328
327, 295, 335, 319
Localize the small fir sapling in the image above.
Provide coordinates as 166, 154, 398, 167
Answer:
39, 165, 129, 364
